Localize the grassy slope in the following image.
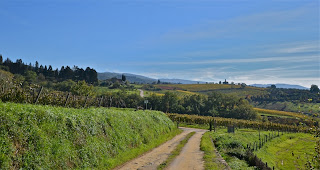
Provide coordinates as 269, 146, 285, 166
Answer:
0, 102, 179, 169
200, 132, 228, 170
254, 108, 307, 119
209, 128, 316, 170
209, 128, 271, 169
254, 133, 316, 170
253, 101, 320, 115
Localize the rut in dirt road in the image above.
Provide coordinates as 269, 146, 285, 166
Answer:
114, 127, 206, 170
167, 128, 207, 170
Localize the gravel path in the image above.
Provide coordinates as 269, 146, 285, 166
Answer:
115, 127, 206, 170
167, 128, 207, 170
138, 89, 144, 98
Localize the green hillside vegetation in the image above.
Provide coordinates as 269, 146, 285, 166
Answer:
0, 102, 179, 169
200, 132, 228, 170
255, 133, 317, 170
254, 108, 307, 119
209, 128, 317, 169
155, 84, 266, 96
253, 101, 320, 117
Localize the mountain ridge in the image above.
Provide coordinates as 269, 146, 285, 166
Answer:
250, 84, 309, 90
98, 72, 309, 89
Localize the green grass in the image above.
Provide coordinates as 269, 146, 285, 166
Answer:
0, 102, 179, 169
257, 112, 292, 118
154, 84, 267, 98
200, 132, 228, 170
209, 128, 284, 169
158, 132, 195, 170
208, 128, 317, 170
253, 101, 320, 115
178, 122, 210, 130
93, 86, 139, 96
254, 133, 316, 170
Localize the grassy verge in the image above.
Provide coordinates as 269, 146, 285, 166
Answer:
200, 132, 227, 170
0, 102, 179, 169
209, 128, 316, 169
254, 133, 316, 169
158, 132, 196, 170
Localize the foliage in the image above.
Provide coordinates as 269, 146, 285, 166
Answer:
1, 57, 98, 84
167, 113, 309, 132
254, 108, 306, 119
146, 91, 258, 120
0, 102, 178, 169
310, 84, 320, 93
71, 80, 93, 96
250, 87, 320, 103
200, 132, 228, 170
252, 101, 320, 117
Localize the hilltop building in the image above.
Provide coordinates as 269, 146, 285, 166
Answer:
223, 79, 229, 84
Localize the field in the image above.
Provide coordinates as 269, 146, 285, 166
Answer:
208, 128, 316, 169
255, 133, 316, 169
93, 86, 140, 96
253, 101, 320, 116
0, 102, 179, 169
154, 84, 267, 97
254, 108, 307, 119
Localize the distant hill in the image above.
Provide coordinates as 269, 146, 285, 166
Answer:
98, 72, 156, 84
250, 84, 308, 90
159, 79, 205, 84
98, 72, 207, 84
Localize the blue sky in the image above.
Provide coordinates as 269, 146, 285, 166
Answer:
0, 0, 319, 87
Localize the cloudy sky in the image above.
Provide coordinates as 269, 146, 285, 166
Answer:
0, 0, 319, 87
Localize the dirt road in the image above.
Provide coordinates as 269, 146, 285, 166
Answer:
167, 128, 207, 170
138, 89, 144, 98
115, 127, 207, 170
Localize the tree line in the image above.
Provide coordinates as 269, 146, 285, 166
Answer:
248, 87, 320, 103
0, 55, 98, 84
146, 92, 258, 120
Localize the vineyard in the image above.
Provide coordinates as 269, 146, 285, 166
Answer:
167, 113, 309, 132
254, 108, 307, 119
155, 84, 267, 97
0, 80, 143, 109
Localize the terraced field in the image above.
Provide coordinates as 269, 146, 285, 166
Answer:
154, 84, 267, 97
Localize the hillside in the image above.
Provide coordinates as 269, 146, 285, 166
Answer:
153, 84, 267, 97
0, 102, 178, 169
98, 72, 205, 84
250, 84, 308, 90
98, 72, 156, 84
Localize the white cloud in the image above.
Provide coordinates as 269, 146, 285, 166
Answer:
126, 55, 318, 66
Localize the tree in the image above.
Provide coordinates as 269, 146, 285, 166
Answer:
241, 83, 247, 88
25, 70, 37, 83
310, 85, 320, 93
71, 80, 93, 96
157, 79, 161, 84
122, 74, 126, 82
270, 84, 276, 89
0, 54, 3, 64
